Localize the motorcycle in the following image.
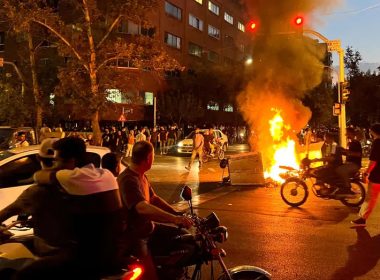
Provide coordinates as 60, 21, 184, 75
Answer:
202, 141, 225, 163
279, 158, 366, 207
153, 186, 271, 280
0, 220, 144, 280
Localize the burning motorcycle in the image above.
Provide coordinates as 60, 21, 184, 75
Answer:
153, 186, 271, 280
279, 158, 366, 207
0, 220, 144, 280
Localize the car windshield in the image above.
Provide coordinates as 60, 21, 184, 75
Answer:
0, 128, 15, 150
185, 132, 195, 139
0, 150, 15, 161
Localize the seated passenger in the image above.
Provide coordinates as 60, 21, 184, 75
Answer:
19, 137, 124, 280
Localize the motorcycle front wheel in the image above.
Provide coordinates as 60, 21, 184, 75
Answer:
218, 271, 271, 280
280, 177, 309, 207
340, 180, 366, 207
218, 149, 225, 160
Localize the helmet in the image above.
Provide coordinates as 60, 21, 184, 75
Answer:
39, 138, 59, 159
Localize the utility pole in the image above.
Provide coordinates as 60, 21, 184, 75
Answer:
303, 30, 347, 148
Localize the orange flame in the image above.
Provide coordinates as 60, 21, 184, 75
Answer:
264, 109, 299, 182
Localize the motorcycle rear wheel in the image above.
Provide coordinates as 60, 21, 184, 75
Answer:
339, 180, 366, 207
280, 177, 309, 207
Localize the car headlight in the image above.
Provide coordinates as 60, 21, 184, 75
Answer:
177, 142, 184, 147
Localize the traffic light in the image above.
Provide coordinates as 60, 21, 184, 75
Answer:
246, 20, 258, 32
340, 81, 350, 103
294, 16, 304, 26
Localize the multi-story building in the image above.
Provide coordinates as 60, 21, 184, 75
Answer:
108, 0, 252, 124
0, 0, 253, 125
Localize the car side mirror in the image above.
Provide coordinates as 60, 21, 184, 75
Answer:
180, 185, 192, 201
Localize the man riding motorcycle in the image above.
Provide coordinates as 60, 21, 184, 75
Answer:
310, 132, 344, 194
336, 127, 362, 195
118, 141, 193, 280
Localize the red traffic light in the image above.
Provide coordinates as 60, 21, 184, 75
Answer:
294, 16, 304, 26
246, 20, 258, 32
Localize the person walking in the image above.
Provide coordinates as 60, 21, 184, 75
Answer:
185, 128, 204, 171
351, 123, 380, 226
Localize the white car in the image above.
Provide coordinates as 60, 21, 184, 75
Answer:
0, 145, 117, 228
176, 129, 228, 154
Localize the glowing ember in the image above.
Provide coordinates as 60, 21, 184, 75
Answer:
264, 109, 299, 182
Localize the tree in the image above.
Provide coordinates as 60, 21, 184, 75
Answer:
0, 81, 29, 126
344, 46, 362, 78
2, 0, 179, 144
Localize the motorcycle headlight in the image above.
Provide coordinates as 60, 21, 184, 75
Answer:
211, 226, 228, 243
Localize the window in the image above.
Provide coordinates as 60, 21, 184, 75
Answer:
208, 50, 219, 62
165, 32, 181, 49
207, 101, 219, 111
0, 155, 40, 188
144, 92, 154, 105
224, 12, 233, 24
141, 27, 156, 37
0, 32, 5, 52
208, 25, 220, 39
189, 14, 203, 31
224, 104, 234, 112
208, 1, 219, 15
117, 20, 139, 34
238, 22, 245, 32
39, 58, 50, 65
165, 1, 182, 20
106, 89, 122, 103
194, 0, 202, 4
188, 42, 202, 57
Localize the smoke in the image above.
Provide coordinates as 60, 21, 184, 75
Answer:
238, 0, 343, 169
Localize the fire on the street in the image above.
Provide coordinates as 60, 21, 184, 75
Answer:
264, 109, 299, 183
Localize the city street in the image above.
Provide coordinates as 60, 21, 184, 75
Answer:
142, 145, 380, 280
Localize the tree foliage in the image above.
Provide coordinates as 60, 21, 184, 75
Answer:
2, 0, 179, 144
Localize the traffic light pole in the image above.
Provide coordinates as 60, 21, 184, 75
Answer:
338, 48, 347, 148
303, 30, 347, 148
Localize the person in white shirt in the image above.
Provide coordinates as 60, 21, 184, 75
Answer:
185, 128, 204, 171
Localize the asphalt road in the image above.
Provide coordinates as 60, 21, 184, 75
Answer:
140, 144, 379, 280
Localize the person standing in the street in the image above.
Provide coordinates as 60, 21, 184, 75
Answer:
135, 128, 147, 143
101, 128, 111, 148
39, 124, 51, 143
351, 123, 380, 226
126, 130, 135, 158
159, 126, 168, 155
167, 126, 177, 152
185, 128, 204, 171
150, 127, 160, 152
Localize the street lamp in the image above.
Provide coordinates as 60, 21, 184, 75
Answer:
245, 57, 253, 65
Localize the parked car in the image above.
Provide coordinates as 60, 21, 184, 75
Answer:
0, 126, 37, 151
0, 145, 121, 230
175, 129, 228, 155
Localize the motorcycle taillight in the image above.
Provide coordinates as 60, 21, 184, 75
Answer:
122, 265, 143, 280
